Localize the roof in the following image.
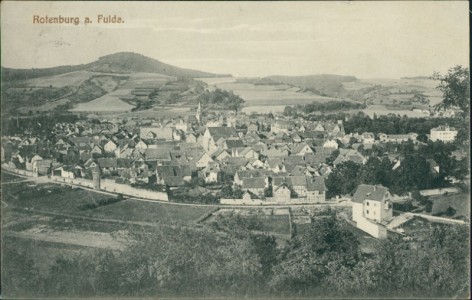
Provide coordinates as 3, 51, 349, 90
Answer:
431, 125, 457, 132
207, 127, 239, 141
352, 184, 389, 203
163, 176, 185, 187
224, 139, 244, 149
144, 149, 172, 160
97, 158, 118, 168
242, 177, 266, 189
223, 156, 249, 166
157, 165, 192, 177
307, 177, 326, 192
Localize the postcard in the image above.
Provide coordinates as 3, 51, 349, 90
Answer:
1, 1, 469, 299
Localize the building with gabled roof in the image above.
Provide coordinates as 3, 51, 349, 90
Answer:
352, 184, 393, 238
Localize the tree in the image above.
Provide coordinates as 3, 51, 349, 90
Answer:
326, 161, 361, 197
432, 66, 470, 117
269, 217, 360, 295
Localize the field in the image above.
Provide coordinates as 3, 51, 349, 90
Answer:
204, 208, 292, 237
257, 214, 291, 235
346, 77, 443, 109
21, 71, 94, 88
69, 72, 172, 112
70, 92, 135, 112
199, 77, 343, 111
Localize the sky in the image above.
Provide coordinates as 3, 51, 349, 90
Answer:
1, 1, 469, 78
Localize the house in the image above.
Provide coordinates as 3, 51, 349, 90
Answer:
306, 177, 326, 202
378, 133, 418, 144
156, 165, 192, 184
333, 149, 366, 166
247, 123, 259, 133
242, 177, 266, 197
97, 158, 118, 174
290, 176, 308, 197
323, 139, 339, 150
52, 165, 84, 179
273, 183, 291, 202
201, 127, 240, 152
234, 170, 270, 187
90, 145, 104, 155
351, 184, 393, 238
193, 152, 215, 169
430, 125, 458, 142
32, 158, 54, 175
221, 139, 244, 150
25, 154, 43, 171
263, 148, 290, 158
185, 133, 198, 143
135, 140, 148, 151
233, 147, 259, 160
242, 190, 260, 200
140, 127, 174, 141
103, 140, 118, 153
210, 148, 231, 162
291, 142, 314, 156
271, 120, 294, 133
361, 132, 375, 144
426, 159, 440, 174
199, 162, 222, 184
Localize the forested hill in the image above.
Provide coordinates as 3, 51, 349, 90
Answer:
264, 74, 357, 97
2, 52, 230, 81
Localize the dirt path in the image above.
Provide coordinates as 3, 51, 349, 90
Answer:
4, 229, 127, 250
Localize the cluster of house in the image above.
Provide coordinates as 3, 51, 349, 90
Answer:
0, 106, 458, 204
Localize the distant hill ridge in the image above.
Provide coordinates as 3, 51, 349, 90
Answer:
2, 52, 230, 81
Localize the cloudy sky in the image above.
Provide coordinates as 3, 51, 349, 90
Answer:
1, 1, 469, 78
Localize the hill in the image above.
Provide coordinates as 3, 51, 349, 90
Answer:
1, 52, 229, 81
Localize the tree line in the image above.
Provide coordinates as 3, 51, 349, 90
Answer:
283, 101, 366, 116
326, 140, 468, 197
3, 214, 469, 298
195, 88, 245, 112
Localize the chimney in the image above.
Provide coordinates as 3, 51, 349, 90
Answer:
374, 186, 377, 191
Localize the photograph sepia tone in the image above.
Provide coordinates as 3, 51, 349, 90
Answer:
0, 1, 470, 299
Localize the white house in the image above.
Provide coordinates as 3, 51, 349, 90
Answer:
323, 139, 339, 150
351, 184, 393, 238
103, 140, 118, 153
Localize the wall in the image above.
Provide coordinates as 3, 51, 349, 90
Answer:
356, 216, 388, 239
50, 176, 168, 201
420, 188, 460, 196
2, 165, 38, 177
101, 179, 168, 201
221, 197, 338, 206
50, 175, 95, 188
352, 202, 363, 223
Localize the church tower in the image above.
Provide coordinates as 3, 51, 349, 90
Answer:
196, 101, 202, 125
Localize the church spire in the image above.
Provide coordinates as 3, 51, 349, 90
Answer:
196, 101, 202, 124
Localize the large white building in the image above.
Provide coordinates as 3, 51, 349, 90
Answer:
352, 184, 393, 238
430, 125, 458, 142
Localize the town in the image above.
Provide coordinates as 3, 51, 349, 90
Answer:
2, 98, 469, 238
